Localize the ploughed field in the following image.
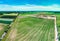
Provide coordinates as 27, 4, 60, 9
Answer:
2, 15, 55, 41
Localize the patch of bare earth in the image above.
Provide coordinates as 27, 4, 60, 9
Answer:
0, 25, 3, 30
0, 27, 3, 30
6, 28, 17, 41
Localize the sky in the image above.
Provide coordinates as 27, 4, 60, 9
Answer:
0, 0, 60, 11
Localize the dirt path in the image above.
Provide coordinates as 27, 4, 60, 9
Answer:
55, 18, 58, 41
6, 28, 17, 41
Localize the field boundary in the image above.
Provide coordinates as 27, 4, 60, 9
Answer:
32, 15, 58, 41
25, 15, 58, 41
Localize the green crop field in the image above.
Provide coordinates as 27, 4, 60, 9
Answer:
0, 24, 8, 38
19, 12, 60, 40
2, 15, 55, 41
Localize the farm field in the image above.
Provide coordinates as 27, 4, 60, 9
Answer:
2, 15, 55, 41
19, 12, 60, 40
0, 24, 8, 38
0, 13, 18, 41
